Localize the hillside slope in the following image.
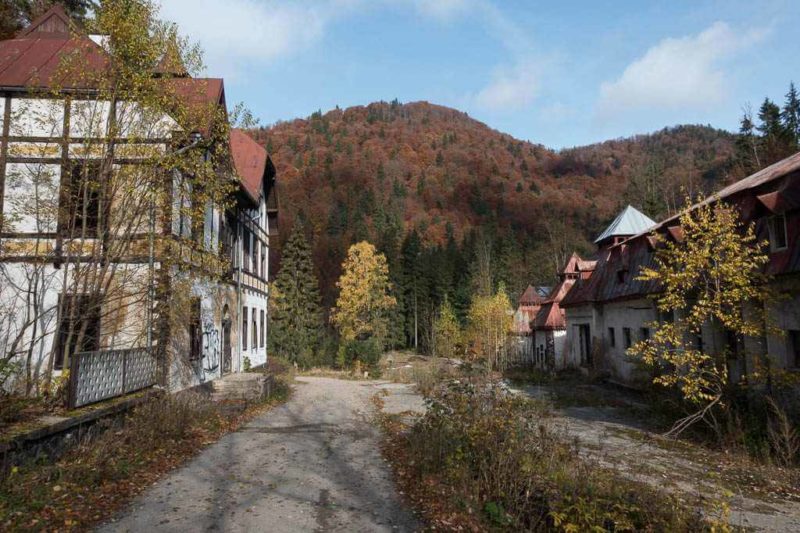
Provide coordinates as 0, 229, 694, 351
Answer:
251, 101, 737, 299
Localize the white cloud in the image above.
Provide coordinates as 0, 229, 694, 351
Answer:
473, 61, 539, 111
597, 22, 767, 119
159, 0, 332, 81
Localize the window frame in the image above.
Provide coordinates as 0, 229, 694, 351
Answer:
260, 309, 265, 348
767, 214, 788, 252
242, 306, 248, 350
62, 159, 102, 235
622, 327, 632, 349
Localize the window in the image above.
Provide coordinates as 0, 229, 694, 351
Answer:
768, 214, 788, 252
260, 309, 265, 348
608, 327, 615, 348
789, 330, 800, 369
640, 327, 650, 341
189, 297, 202, 360
64, 160, 101, 234
54, 294, 101, 370
261, 242, 267, 279
242, 307, 248, 350
252, 312, 257, 350
252, 238, 259, 277
578, 324, 592, 366
623, 327, 632, 349
616, 269, 627, 284
243, 231, 251, 272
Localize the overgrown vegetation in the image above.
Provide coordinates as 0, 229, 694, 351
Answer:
383, 380, 725, 531
0, 377, 290, 531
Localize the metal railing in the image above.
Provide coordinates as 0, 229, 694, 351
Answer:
68, 347, 157, 408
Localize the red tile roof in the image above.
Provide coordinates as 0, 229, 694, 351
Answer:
230, 128, 268, 204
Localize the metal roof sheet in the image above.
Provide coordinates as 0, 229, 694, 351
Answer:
594, 205, 656, 244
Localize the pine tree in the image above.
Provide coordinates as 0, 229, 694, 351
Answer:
736, 108, 761, 174
782, 82, 800, 148
268, 223, 324, 367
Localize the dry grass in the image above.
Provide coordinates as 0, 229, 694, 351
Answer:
0, 377, 291, 532
379, 380, 727, 531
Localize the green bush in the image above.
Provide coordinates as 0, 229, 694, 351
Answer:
336, 338, 382, 370
407, 381, 717, 531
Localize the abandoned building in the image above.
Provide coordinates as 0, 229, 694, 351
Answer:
0, 7, 277, 406
510, 284, 549, 363
560, 155, 800, 386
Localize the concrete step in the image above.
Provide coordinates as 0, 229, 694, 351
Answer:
210, 372, 273, 402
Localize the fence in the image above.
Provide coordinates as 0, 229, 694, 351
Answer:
69, 348, 157, 408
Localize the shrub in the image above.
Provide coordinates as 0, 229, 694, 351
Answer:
336, 338, 382, 369
406, 381, 717, 531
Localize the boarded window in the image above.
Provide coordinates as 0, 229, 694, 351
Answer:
242, 307, 248, 350
54, 294, 101, 370
260, 309, 265, 348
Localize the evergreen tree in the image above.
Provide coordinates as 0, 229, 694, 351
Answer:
782, 82, 800, 148
736, 108, 761, 175
269, 223, 324, 367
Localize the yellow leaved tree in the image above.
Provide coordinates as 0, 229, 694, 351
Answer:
629, 197, 774, 437
331, 241, 396, 367
466, 284, 513, 371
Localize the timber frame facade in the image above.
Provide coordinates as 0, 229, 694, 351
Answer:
0, 6, 277, 401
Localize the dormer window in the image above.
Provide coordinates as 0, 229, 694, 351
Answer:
768, 214, 787, 252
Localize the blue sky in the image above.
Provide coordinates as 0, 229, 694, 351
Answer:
161, 0, 800, 149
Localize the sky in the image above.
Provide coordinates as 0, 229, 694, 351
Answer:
159, 0, 800, 149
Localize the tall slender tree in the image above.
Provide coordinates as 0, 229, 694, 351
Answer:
268, 223, 324, 367
782, 82, 800, 148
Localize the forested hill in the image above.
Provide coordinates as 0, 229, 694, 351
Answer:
251, 101, 737, 305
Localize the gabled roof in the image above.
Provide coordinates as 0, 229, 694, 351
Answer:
519, 284, 547, 306
17, 5, 76, 38
230, 128, 268, 204
594, 205, 656, 244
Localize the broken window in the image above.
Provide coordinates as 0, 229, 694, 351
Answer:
768, 214, 788, 252
242, 306, 248, 350
54, 294, 101, 370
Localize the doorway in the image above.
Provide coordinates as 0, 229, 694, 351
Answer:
222, 305, 232, 375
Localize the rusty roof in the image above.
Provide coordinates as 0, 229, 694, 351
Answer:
519, 284, 548, 306
562, 151, 800, 308
230, 128, 268, 204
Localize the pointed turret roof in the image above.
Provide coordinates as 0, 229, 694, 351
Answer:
594, 205, 656, 244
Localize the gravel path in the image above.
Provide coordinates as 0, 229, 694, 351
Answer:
99, 377, 423, 533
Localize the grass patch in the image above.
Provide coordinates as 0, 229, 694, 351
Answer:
0, 376, 291, 532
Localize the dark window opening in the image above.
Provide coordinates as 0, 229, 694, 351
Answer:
768, 214, 788, 252
616, 269, 627, 284
261, 242, 267, 279
64, 160, 102, 234
252, 238, 259, 277
189, 297, 202, 361
242, 307, 248, 350
54, 294, 101, 370
252, 312, 257, 350
640, 327, 650, 341
788, 330, 800, 369
243, 231, 251, 273
578, 324, 592, 367
260, 309, 265, 348
623, 327, 632, 349
608, 327, 615, 348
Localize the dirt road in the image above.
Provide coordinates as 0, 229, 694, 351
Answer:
99, 377, 423, 533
